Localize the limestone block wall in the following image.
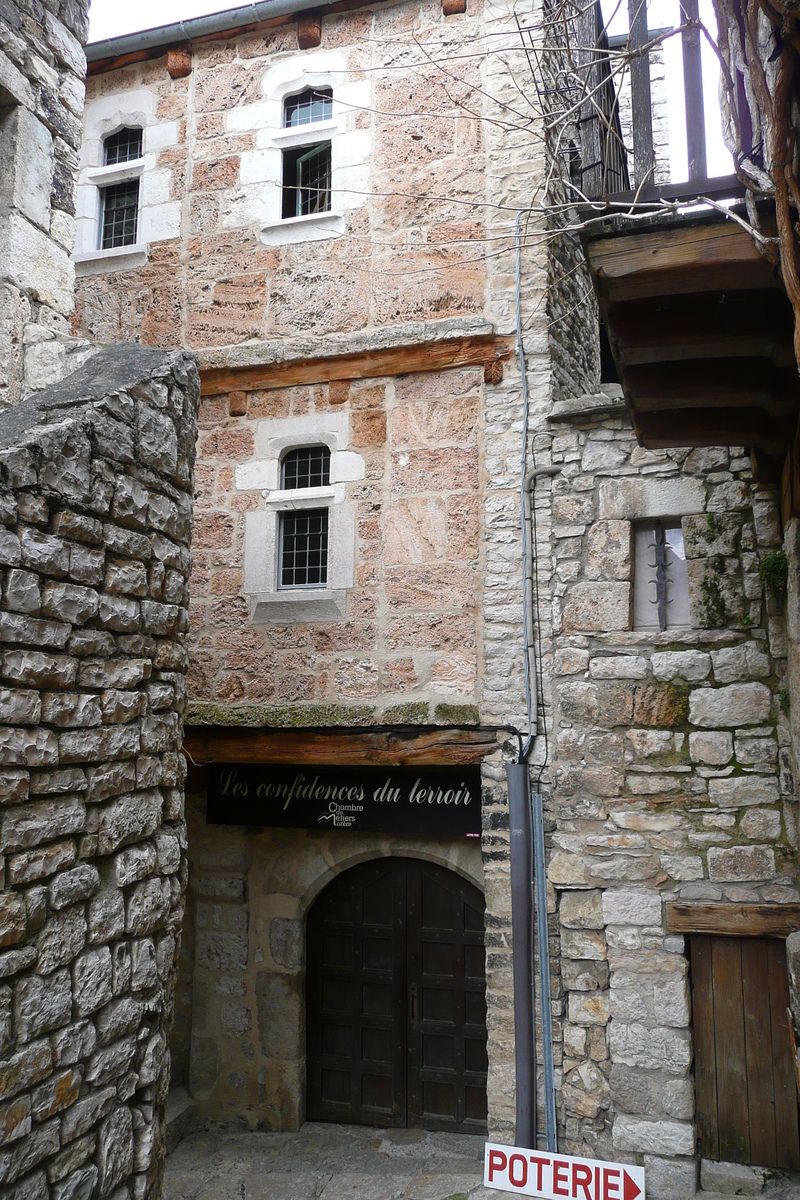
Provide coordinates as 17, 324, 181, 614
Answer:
0, 345, 198, 1200
185, 365, 483, 726
73, 0, 486, 351
546, 417, 796, 1193
0, 0, 90, 408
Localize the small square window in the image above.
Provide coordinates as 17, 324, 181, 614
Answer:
280, 509, 329, 588
633, 519, 691, 630
282, 446, 331, 489
282, 142, 332, 218
283, 87, 333, 128
104, 127, 143, 165
100, 179, 140, 248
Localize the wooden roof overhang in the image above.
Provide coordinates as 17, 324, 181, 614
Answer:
583, 214, 800, 467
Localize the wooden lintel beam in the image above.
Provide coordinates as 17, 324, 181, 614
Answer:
666, 902, 800, 939
199, 336, 514, 396
183, 724, 503, 767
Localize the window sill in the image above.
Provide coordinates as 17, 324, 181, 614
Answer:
249, 589, 346, 624
74, 244, 148, 276
85, 159, 145, 186
260, 211, 344, 247
270, 120, 339, 149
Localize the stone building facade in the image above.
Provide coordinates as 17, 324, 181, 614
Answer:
0, 0, 91, 409
71, 0, 800, 1194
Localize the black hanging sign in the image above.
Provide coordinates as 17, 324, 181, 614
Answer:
206, 764, 482, 837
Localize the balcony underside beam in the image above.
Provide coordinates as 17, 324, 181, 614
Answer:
584, 214, 799, 460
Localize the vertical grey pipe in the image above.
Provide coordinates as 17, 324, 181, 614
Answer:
507, 761, 535, 1148
533, 788, 557, 1150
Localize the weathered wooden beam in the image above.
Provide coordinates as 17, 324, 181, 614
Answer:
200, 336, 514, 396
183, 724, 503, 767
587, 221, 777, 303
626, 361, 800, 415
634, 408, 794, 454
666, 902, 800, 939
606, 290, 795, 368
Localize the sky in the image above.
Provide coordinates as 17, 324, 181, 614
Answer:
87, 0, 732, 181
88, 0, 240, 42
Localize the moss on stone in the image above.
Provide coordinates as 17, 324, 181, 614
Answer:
185, 701, 378, 727
381, 702, 430, 724
434, 702, 480, 725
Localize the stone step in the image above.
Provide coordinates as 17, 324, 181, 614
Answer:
166, 1087, 200, 1155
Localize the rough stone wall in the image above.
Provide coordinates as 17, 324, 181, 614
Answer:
0, 345, 199, 1200
186, 364, 483, 726
546, 419, 795, 1194
0, 0, 90, 409
176, 791, 483, 1129
72, 1, 486, 350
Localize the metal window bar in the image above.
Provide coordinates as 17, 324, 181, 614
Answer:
281, 446, 331, 490
284, 87, 333, 128
103, 126, 143, 165
101, 180, 140, 248
279, 509, 329, 588
295, 143, 332, 216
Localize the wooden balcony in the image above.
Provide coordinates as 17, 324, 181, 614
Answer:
577, 4, 799, 483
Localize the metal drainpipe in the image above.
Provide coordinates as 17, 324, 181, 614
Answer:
510, 210, 558, 1152
507, 760, 535, 1149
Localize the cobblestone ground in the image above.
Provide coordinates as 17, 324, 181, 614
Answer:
163, 1123, 493, 1200
163, 1122, 800, 1200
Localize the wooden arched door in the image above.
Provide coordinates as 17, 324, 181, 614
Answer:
306, 857, 488, 1133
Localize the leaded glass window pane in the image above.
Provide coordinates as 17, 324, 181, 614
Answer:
104, 127, 143, 165
283, 87, 333, 128
100, 180, 140, 248
280, 509, 329, 588
281, 446, 331, 490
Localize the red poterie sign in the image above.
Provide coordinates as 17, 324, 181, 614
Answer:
484, 1143, 645, 1200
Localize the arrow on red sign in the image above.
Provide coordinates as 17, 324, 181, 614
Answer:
484, 1142, 646, 1200
623, 1170, 641, 1200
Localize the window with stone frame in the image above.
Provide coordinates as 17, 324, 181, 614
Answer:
99, 126, 143, 249
633, 519, 691, 630
277, 446, 331, 589
281, 88, 333, 219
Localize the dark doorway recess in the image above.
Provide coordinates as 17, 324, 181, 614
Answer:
690, 935, 800, 1169
306, 857, 488, 1133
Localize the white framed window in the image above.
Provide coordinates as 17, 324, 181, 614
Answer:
99, 127, 143, 249
281, 88, 332, 219
278, 447, 331, 588
633, 519, 691, 630
239, 413, 364, 623
75, 88, 181, 275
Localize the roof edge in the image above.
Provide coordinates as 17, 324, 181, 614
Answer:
86, 0, 342, 63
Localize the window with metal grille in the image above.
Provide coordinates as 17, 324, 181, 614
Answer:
280, 509, 329, 588
282, 142, 332, 219
281, 446, 331, 489
633, 519, 691, 631
100, 179, 140, 248
103, 126, 143, 165
283, 87, 332, 128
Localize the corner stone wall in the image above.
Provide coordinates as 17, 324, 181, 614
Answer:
0, 0, 91, 408
0, 344, 198, 1200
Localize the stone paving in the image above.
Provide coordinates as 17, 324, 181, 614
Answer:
163, 1123, 494, 1200
163, 1122, 800, 1200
